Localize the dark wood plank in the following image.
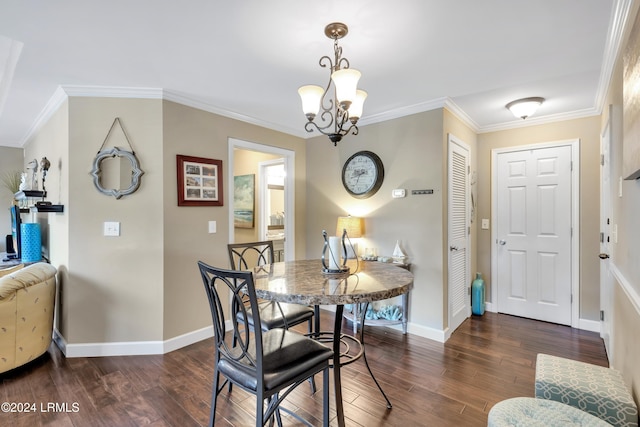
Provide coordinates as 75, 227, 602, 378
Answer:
0, 311, 607, 426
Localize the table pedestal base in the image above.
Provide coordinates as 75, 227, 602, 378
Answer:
313, 304, 392, 427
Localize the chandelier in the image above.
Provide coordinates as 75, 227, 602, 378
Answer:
298, 23, 367, 146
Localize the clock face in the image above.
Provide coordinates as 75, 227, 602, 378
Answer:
341, 151, 384, 199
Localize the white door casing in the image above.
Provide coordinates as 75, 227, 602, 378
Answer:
448, 134, 471, 334
492, 140, 579, 326
600, 113, 613, 359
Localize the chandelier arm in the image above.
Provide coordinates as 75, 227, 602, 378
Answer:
318, 55, 333, 70
336, 57, 350, 71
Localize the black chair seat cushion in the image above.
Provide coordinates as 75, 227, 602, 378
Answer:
240, 301, 314, 331
219, 329, 333, 392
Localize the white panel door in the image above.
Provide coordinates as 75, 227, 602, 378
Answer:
496, 145, 572, 325
448, 135, 470, 332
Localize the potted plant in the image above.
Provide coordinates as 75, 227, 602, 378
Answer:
1, 170, 22, 205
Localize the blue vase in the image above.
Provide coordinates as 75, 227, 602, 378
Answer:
471, 272, 485, 316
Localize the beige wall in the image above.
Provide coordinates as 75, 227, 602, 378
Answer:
305, 109, 459, 333
18, 96, 307, 350
477, 116, 602, 321
0, 146, 24, 251
161, 100, 306, 341
65, 97, 164, 344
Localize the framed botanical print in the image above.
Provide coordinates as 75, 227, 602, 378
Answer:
176, 155, 224, 206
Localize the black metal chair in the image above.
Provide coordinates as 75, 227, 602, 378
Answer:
227, 241, 315, 333
197, 261, 332, 427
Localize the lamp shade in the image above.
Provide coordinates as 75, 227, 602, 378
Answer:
298, 85, 325, 119
348, 89, 368, 121
331, 68, 361, 110
506, 97, 544, 119
336, 216, 363, 238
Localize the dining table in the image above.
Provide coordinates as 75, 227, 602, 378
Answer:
252, 258, 414, 427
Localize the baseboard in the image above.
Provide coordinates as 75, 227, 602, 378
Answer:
578, 318, 600, 333
53, 326, 214, 358
485, 302, 600, 332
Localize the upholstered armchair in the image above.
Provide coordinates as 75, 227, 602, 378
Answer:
0, 262, 57, 374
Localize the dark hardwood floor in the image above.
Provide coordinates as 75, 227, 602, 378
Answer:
0, 311, 608, 426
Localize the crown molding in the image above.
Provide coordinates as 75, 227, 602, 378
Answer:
477, 106, 601, 134
60, 85, 163, 99
20, 86, 68, 147
358, 97, 449, 127
161, 89, 304, 138
594, 0, 634, 113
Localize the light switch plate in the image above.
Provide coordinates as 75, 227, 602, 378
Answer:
208, 220, 217, 233
392, 189, 406, 198
104, 221, 120, 236
481, 219, 489, 230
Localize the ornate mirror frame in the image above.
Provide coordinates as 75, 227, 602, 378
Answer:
90, 147, 144, 199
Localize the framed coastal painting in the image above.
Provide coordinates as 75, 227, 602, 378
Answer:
176, 155, 224, 206
234, 174, 255, 228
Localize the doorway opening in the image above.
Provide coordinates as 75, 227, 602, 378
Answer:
228, 138, 295, 260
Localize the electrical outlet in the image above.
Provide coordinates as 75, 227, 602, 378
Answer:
104, 221, 120, 236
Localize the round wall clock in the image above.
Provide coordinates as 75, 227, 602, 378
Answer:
341, 150, 385, 199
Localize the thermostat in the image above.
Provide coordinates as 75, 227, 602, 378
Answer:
392, 189, 406, 198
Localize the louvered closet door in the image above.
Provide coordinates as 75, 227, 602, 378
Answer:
448, 135, 470, 333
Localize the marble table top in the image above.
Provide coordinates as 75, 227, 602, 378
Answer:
252, 259, 414, 305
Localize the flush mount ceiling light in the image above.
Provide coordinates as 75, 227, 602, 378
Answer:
298, 22, 367, 146
506, 97, 545, 120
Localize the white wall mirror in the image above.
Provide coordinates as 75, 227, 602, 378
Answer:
90, 147, 144, 199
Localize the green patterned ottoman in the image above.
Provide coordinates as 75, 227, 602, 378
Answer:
535, 353, 638, 427
488, 397, 612, 426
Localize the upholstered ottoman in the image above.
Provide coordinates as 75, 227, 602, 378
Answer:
535, 354, 638, 427
488, 397, 612, 426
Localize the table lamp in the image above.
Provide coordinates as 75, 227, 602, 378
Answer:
336, 216, 362, 259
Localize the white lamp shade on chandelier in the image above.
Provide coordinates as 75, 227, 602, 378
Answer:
298, 85, 325, 119
349, 89, 368, 120
506, 97, 545, 120
331, 68, 361, 110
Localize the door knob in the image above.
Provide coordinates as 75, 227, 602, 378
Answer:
498, 240, 507, 245
599, 253, 610, 259
450, 246, 458, 251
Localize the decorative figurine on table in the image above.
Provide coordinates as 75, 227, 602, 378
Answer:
392, 240, 408, 264
321, 229, 350, 274
26, 159, 38, 191
19, 172, 28, 191
40, 157, 51, 192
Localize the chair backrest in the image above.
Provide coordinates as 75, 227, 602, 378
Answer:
228, 240, 274, 270
197, 261, 264, 375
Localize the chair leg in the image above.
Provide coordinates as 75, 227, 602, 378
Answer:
306, 317, 317, 394
209, 370, 220, 427
323, 367, 330, 427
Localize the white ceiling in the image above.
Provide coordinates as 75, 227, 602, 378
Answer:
0, 0, 632, 148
